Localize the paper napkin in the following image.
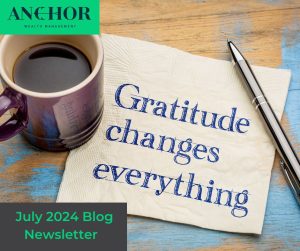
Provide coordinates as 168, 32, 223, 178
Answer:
57, 34, 291, 234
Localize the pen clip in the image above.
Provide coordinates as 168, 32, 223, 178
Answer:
280, 160, 300, 205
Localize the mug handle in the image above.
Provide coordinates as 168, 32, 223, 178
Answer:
0, 88, 28, 141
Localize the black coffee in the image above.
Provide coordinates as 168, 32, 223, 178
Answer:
13, 43, 91, 93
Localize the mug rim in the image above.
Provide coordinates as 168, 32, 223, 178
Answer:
0, 35, 103, 99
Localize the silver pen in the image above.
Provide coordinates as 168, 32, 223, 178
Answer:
228, 40, 300, 205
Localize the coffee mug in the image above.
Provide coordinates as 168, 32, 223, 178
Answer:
0, 35, 104, 151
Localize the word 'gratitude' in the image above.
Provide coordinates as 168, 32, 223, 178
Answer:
115, 83, 251, 133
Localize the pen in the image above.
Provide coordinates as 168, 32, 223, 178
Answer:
228, 40, 300, 205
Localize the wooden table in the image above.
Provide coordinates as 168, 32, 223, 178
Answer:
0, 0, 299, 250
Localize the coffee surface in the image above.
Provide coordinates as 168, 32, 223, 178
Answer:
13, 43, 91, 93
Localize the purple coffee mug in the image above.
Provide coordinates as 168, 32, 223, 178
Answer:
0, 35, 104, 151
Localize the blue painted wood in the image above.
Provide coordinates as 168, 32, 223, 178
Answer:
282, 27, 300, 149
0, 135, 66, 202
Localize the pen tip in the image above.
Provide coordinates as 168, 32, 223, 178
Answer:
227, 41, 244, 61
227, 39, 233, 49
227, 39, 233, 45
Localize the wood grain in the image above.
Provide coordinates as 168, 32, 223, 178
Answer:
1, 0, 300, 250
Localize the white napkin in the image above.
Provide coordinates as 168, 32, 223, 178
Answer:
57, 34, 291, 234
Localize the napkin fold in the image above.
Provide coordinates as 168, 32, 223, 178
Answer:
57, 34, 291, 234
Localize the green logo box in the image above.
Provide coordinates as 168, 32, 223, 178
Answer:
0, 0, 100, 35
